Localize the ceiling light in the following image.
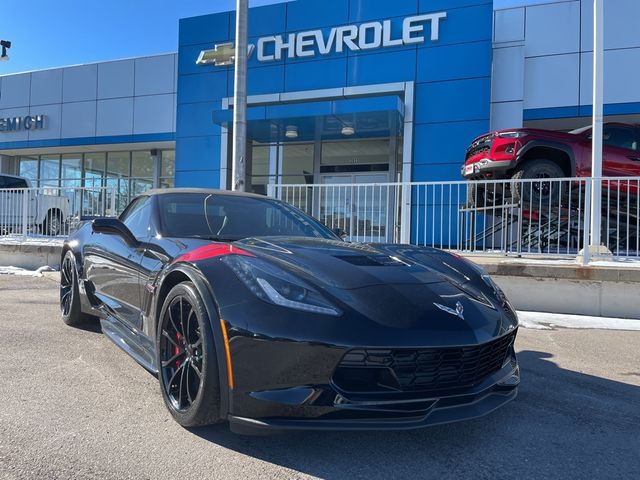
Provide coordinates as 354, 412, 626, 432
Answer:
341, 126, 355, 136
285, 126, 298, 139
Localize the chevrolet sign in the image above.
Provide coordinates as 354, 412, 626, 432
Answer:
0, 115, 46, 133
197, 12, 447, 66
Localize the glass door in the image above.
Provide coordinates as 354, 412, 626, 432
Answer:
320, 173, 390, 242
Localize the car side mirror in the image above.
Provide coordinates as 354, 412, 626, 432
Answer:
92, 218, 139, 247
332, 227, 348, 240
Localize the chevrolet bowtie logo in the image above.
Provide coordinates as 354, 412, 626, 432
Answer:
196, 42, 256, 66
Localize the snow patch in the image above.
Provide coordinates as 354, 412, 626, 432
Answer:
0, 266, 56, 277
0, 236, 64, 247
463, 255, 640, 269
517, 311, 640, 331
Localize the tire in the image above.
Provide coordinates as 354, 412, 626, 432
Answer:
511, 159, 565, 206
43, 210, 63, 236
466, 183, 486, 208
157, 282, 222, 427
60, 250, 92, 327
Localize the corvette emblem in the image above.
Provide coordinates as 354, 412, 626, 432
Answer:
434, 301, 465, 320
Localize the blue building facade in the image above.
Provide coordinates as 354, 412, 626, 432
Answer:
176, 0, 493, 191
5, 0, 636, 238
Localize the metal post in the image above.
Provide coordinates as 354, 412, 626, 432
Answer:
589, 0, 604, 253
582, 181, 592, 265
21, 189, 29, 238
110, 187, 116, 216
232, 0, 248, 192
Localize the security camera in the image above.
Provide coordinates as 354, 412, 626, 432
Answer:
0, 40, 11, 62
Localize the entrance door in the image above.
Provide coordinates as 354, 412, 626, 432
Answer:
320, 173, 391, 242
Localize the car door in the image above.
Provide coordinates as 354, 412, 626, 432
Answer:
85, 196, 153, 329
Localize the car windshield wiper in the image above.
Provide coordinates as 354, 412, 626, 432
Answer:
192, 235, 241, 242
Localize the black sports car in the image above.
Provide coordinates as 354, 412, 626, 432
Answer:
60, 189, 519, 433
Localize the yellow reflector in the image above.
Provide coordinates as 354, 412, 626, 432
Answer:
219, 319, 235, 390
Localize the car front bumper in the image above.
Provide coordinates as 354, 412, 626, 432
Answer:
228, 365, 519, 433
462, 158, 516, 179
225, 329, 520, 433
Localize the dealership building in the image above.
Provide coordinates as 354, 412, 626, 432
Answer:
0, 0, 638, 209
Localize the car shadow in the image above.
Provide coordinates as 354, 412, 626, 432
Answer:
74, 320, 103, 334
189, 350, 640, 479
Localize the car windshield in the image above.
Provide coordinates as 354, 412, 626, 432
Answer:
158, 193, 336, 241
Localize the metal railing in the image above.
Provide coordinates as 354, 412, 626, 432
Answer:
0, 186, 117, 240
268, 183, 403, 244
268, 177, 640, 261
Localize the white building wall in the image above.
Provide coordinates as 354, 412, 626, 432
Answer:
0, 53, 177, 144
492, 0, 640, 129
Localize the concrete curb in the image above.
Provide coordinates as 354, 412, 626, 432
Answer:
462, 256, 640, 320
0, 243, 62, 270
472, 258, 640, 283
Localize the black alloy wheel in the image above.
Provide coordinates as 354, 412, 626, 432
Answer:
60, 250, 89, 326
157, 282, 221, 427
511, 159, 566, 206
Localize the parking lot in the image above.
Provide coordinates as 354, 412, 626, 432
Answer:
0, 275, 638, 480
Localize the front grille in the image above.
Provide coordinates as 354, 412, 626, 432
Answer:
466, 146, 490, 161
466, 134, 494, 160
334, 330, 517, 394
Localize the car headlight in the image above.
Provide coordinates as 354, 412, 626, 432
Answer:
221, 255, 342, 316
481, 274, 502, 295
496, 131, 526, 138
482, 274, 517, 320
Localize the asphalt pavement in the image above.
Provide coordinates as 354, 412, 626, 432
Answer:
0, 275, 638, 480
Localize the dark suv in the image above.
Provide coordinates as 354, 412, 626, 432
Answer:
462, 122, 640, 201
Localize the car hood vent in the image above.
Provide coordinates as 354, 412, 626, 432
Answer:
334, 255, 409, 267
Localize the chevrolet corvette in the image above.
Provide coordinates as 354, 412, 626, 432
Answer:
60, 189, 519, 433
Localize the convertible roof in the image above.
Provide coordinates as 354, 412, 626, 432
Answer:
145, 188, 267, 199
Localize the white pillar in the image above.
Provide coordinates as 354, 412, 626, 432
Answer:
589, 0, 604, 252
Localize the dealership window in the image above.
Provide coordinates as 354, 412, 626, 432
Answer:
15, 148, 175, 213
246, 142, 314, 208
282, 144, 314, 184
161, 150, 175, 188
84, 153, 106, 188
248, 144, 270, 195
61, 154, 82, 188
131, 151, 154, 197
82, 152, 107, 215
40, 155, 60, 187
281, 143, 315, 212
321, 139, 390, 170
18, 156, 38, 183
107, 152, 131, 213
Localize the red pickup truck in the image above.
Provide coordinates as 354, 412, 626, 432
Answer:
462, 122, 640, 203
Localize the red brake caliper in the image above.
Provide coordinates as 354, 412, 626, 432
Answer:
175, 332, 183, 369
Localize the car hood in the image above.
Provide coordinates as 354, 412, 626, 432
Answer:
233, 237, 516, 337
237, 237, 452, 289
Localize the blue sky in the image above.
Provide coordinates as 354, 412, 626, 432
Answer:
0, 0, 289, 74
1, 0, 538, 75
